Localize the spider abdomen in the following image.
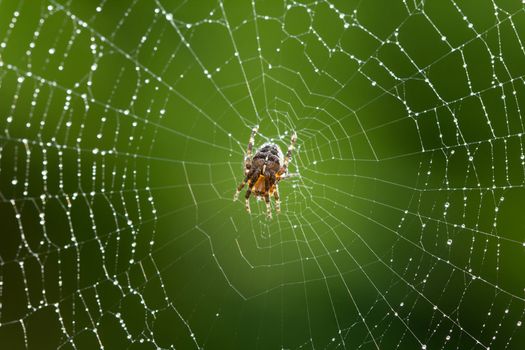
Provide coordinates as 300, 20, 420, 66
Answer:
253, 143, 283, 164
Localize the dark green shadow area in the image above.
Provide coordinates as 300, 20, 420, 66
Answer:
0, 0, 525, 349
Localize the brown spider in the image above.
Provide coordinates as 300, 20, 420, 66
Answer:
234, 126, 297, 218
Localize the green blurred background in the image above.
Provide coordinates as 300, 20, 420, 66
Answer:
1, 0, 525, 349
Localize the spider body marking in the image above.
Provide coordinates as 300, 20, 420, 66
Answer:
234, 127, 297, 218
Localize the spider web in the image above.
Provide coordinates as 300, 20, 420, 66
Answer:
1, 0, 525, 349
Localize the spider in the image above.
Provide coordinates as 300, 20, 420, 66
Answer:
234, 126, 297, 218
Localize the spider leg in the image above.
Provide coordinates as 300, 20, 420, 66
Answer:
264, 193, 272, 219
273, 185, 280, 214
279, 132, 297, 175
244, 171, 261, 212
245, 187, 253, 213
277, 172, 300, 180
264, 173, 271, 192
234, 176, 250, 201
244, 126, 258, 174
263, 174, 273, 218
